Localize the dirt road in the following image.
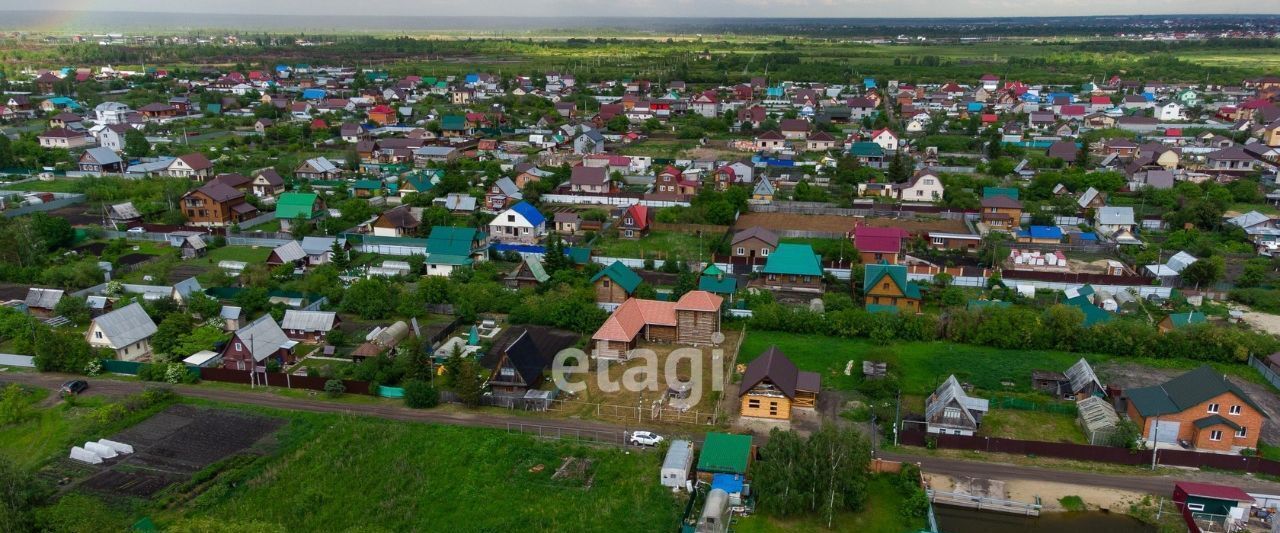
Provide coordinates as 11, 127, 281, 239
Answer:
8, 371, 1280, 496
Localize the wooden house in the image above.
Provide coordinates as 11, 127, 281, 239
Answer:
758, 243, 823, 293
862, 263, 921, 313
591, 261, 643, 304
738, 346, 820, 420
589, 291, 723, 360
480, 326, 580, 396
616, 204, 652, 239
221, 315, 297, 370
925, 375, 989, 436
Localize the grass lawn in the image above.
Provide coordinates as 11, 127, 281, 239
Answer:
979, 409, 1088, 444
201, 245, 273, 265
595, 230, 716, 263
127, 402, 684, 531
733, 475, 924, 533
780, 237, 857, 263
739, 331, 1270, 397
0, 387, 172, 471
0, 178, 81, 192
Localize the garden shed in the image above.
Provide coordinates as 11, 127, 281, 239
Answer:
1077, 395, 1120, 445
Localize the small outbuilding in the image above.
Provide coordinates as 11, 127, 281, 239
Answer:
660, 439, 694, 490
1076, 395, 1120, 445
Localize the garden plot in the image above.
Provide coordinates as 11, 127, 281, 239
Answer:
77, 405, 283, 498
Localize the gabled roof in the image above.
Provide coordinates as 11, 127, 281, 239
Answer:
731, 226, 779, 248
24, 288, 63, 309
1127, 366, 1267, 418
981, 195, 1022, 209
592, 297, 679, 343
853, 226, 907, 254
674, 290, 723, 312
504, 201, 545, 227
761, 243, 822, 276
91, 302, 157, 349
739, 346, 818, 399
271, 241, 307, 263
863, 263, 921, 299
231, 315, 293, 362
1077, 187, 1101, 208
590, 261, 643, 293
1096, 206, 1135, 226
281, 310, 338, 332
753, 177, 775, 196
81, 147, 122, 166
191, 181, 243, 203
1064, 358, 1104, 395
275, 193, 320, 220
1175, 482, 1254, 504
926, 375, 989, 425
1164, 311, 1207, 329
426, 226, 482, 257
483, 326, 580, 386
512, 255, 549, 283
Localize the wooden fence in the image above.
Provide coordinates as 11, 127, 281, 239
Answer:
651, 221, 730, 236
899, 429, 1280, 475
198, 367, 371, 395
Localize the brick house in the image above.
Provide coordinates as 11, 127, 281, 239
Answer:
1125, 366, 1266, 453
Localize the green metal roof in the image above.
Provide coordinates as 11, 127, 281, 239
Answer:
522, 255, 550, 283
352, 179, 383, 190
1127, 366, 1266, 418
1065, 296, 1113, 326
591, 261, 643, 293
275, 192, 320, 220
697, 432, 752, 475
1193, 415, 1241, 431
698, 273, 737, 295
427, 254, 472, 266
762, 243, 823, 277
863, 263, 921, 299
426, 226, 482, 257
565, 247, 591, 265
983, 186, 1020, 200
441, 115, 466, 131
848, 142, 884, 157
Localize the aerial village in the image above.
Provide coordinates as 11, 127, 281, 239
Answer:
4, 36, 1280, 532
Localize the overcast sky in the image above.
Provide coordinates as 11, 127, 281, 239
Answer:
1, 0, 1275, 18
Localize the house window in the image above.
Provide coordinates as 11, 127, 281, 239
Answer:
1207, 403, 1219, 414
1209, 430, 1223, 441
94, 331, 103, 339
737, 247, 745, 256
760, 248, 769, 256
499, 367, 515, 377
748, 399, 760, 408
235, 342, 243, 351
507, 215, 515, 222
1187, 503, 1205, 512
624, 230, 634, 238
882, 282, 890, 290
932, 237, 945, 246
602, 280, 611, 288
1229, 405, 1242, 415
1236, 427, 1248, 438
624, 217, 633, 225
943, 407, 962, 421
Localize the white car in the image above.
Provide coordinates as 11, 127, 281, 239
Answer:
126, 227, 145, 234
629, 431, 664, 447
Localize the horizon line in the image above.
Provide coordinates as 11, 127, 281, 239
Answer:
0, 9, 1277, 20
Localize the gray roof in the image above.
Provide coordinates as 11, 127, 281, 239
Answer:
753, 177, 775, 196
1167, 251, 1197, 273
1228, 211, 1271, 229
492, 177, 522, 198
1064, 358, 1104, 395
302, 157, 338, 173
86, 295, 108, 310
926, 375, 988, 426
414, 146, 457, 157
1096, 206, 1135, 226
82, 146, 121, 165
107, 202, 141, 220
24, 288, 63, 309
300, 236, 344, 256
1076, 187, 1100, 209
271, 241, 307, 263
234, 315, 293, 362
219, 305, 242, 320
172, 277, 203, 299
281, 310, 338, 332
437, 193, 477, 212
92, 302, 157, 349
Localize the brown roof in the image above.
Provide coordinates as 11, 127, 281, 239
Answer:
192, 181, 243, 203
255, 169, 284, 187
570, 166, 608, 186
731, 226, 779, 247
177, 152, 213, 170
377, 206, 420, 229
740, 346, 800, 399
981, 195, 1023, 209
209, 173, 251, 189
39, 127, 82, 139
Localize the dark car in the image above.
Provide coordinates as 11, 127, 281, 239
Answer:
60, 380, 88, 396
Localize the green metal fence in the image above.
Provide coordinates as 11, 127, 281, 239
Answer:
377, 386, 405, 399
101, 359, 144, 375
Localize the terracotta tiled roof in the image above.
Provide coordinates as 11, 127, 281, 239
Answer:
674, 291, 723, 312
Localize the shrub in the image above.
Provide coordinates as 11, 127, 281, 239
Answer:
324, 379, 346, 398
83, 360, 102, 377
403, 380, 440, 409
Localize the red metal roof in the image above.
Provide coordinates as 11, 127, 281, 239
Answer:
1176, 482, 1254, 503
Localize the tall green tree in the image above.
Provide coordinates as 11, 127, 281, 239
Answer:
124, 128, 151, 158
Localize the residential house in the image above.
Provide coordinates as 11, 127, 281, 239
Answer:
252, 169, 286, 199
85, 302, 157, 361
181, 182, 257, 227
1125, 366, 1266, 452
589, 291, 723, 359
752, 177, 775, 203
372, 205, 421, 238
654, 166, 700, 197
78, 147, 124, 174
779, 119, 810, 140
295, 157, 340, 180
95, 124, 130, 152
22, 288, 63, 316
554, 212, 581, 235
758, 243, 823, 293
868, 128, 899, 151
487, 201, 546, 244
280, 310, 340, 343
853, 227, 908, 265
482, 326, 581, 396
863, 263, 922, 313
1204, 146, 1256, 174
754, 131, 786, 152
730, 226, 778, 261
1159, 312, 1207, 333
1095, 206, 1136, 237
1015, 225, 1064, 245
893, 170, 945, 202
980, 195, 1023, 230
300, 236, 347, 267
506, 255, 550, 290
220, 315, 298, 370
570, 166, 611, 194
413, 146, 459, 166
425, 226, 486, 277
266, 240, 307, 268
574, 129, 606, 155
591, 261, 643, 304
275, 193, 325, 230
166, 153, 214, 180
38, 127, 90, 149
738, 346, 820, 420
616, 205, 652, 239
925, 375, 989, 436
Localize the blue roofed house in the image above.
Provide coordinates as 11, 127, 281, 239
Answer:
1016, 225, 1064, 245
488, 201, 546, 244
425, 226, 487, 277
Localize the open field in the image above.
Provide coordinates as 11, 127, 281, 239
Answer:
594, 230, 718, 262
979, 409, 1088, 444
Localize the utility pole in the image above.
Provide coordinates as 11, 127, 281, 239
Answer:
1151, 414, 1159, 471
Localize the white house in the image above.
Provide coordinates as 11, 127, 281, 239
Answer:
85, 302, 157, 361
94, 102, 132, 125
487, 201, 546, 244
1095, 206, 1136, 236
1157, 102, 1185, 122
869, 128, 899, 151
894, 170, 946, 202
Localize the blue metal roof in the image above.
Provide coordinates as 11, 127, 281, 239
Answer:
301, 88, 326, 100
711, 473, 744, 494
509, 201, 545, 228
967, 102, 984, 112
1020, 226, 1063, 240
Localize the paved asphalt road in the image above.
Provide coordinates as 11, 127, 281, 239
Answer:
9, 371, 1280, 496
